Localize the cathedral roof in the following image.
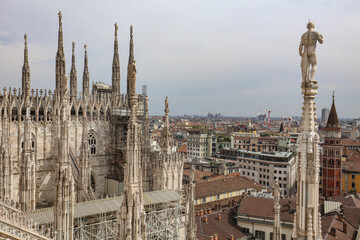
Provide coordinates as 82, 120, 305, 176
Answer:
23, 189, 181, 224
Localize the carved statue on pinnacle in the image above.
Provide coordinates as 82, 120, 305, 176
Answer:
58, 11, 62, 26
165, 96, 169, 114
128, 60, 137, 96
299, 22, 324, 84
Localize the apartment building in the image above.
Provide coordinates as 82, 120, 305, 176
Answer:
216, 148, 296, 196
187, 129, 213, 160
231, 134, 278, 152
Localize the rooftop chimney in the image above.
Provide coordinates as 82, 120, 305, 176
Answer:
230, 235, 234, 240
214, 234, 218, 240
204, 216, 208, 224
218, 214, 221, 221
209, 236, 214, 240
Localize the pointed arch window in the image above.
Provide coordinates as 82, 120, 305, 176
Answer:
88, 131, 96, 155
21, 135, 36, 153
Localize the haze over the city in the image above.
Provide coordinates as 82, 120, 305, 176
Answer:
0, 0, 359, 118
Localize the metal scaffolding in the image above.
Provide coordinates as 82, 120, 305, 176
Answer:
73, 219, 118, 240
145, 202, 184, 240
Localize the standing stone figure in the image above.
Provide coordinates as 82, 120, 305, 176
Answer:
299, 22, 324, 84
128, 59, 137, 96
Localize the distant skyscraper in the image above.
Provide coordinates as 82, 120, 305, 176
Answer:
321, 107, 329, 122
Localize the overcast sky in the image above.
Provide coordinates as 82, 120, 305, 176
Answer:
0, 0, 359, 118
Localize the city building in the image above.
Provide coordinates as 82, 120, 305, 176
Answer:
215, 148, 296, 196
342, 150, 360, 194
237, 196, 295, 240
353, 118, 360, 127
196, 208, 248, 240
321, 94, 343, 197
187, 129, 213, 160
193, 174, 263, 208
231, 134, 278, 152
341, 127, 359, 139
278, 133, 299, 153
321, 108, 330, 122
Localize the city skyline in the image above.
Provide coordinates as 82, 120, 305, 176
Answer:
0, 1, 359, 118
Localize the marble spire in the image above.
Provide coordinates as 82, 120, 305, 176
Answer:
82, 44, 89, 98
293, 22, 323, 240
0, 88, 12, 199
160, 96, 174, 153
22, 34, 30, 100
273, 180, 282, 240
186, 165, 197, 240
127, 25, 136, 97
19, 34, 36, 211
112, 23, 121, 106
54, 66, 74, 240
118, 95, 146, 240
55, 11, 66, 97
70, 42, 77, 99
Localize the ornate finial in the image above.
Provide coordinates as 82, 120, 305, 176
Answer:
115, 23, 118, 36
165, 96, 169, 114
130, 25, 133, 39
72, 42, 75, 54
58, 11, 62, 26
23, 33, 29, 66
84, 44, 87, 52
332, 91, 335, 103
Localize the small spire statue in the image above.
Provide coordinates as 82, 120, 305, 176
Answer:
58, 11, 62, 26
299, 21, 324, 84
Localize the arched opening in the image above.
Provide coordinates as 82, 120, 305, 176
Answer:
21, 136, 36, 152
91, 174, 96, 193
88, 131, 96, 155
71, 106, 76, 116
336, 159, 340, 166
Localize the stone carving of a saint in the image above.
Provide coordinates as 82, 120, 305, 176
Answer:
128, 60, 137, 95
299, 22, 324, 84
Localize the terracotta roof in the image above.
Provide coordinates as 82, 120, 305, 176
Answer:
194, 176, 262, 198
341, 139, 360, 146
237, 196, 295, 222
347, 151, 360, 162
195, 195, 243, 211
183, 166, 242, 184
322, 213, 358, 240
343, 207, 360, 229
325, 99, 340, 129
183, 168, 219, 183
329, 194, 360, 208
196, 208, 247, 240
343, 161, 360, 173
